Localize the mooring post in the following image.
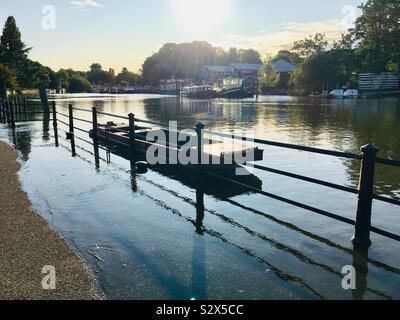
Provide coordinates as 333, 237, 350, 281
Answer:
92, 107, 100, 168
68, 104, 76, 156
52, 101, 59, 147
352, 144, 379, 248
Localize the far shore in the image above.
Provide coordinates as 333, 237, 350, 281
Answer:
0, 140, 102, 300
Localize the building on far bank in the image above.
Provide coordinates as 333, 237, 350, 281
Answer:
228, 63, 262, 94
199, 65, 235, 88
271, 59, 296, 88
159, 78, 193, 95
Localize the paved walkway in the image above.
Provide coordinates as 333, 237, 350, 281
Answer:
0, 140, 101, 300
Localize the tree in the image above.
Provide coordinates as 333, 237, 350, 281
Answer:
68, 75, 92, 93
0, 63, 18, 98
0, 16, 31, 69
87, 63, 113, 85
259, 60, 279, 92
238, 49, 262, 64
292, 33, 328, 60
353, 0, 400, 72
116, 67, 138, 86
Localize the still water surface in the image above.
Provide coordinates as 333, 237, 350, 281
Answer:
1, 94, 399, 299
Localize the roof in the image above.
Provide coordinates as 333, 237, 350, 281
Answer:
272, 59, 296, 73
229, 63, 262, 71
201, 65, 230, 73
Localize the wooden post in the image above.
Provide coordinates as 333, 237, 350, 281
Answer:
52, 101, 59, 147
352, 144, 379, 248
68, 104, 76, 156
92, 107, 100, 168
39, 83, 50, 113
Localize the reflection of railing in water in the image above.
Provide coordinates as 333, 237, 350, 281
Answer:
1, 97, 400, 299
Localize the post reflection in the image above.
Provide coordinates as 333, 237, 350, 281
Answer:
351, 246, 369, 300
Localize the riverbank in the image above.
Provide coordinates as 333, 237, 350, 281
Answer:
0, 140, 101, 300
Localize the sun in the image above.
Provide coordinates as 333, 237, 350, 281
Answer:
172, 0, 231, 33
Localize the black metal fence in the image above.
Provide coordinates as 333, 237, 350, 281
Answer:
1, 98, 399, 250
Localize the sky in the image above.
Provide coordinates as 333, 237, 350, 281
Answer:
0, 0, 364, 73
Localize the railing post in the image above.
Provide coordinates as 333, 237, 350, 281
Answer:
195, 122, 205, 179
128, 113, 135, 166
68, 104, 76, 156
352, 144, 379, 248
9, 101, 16, 129
5, 100, 10, 124
23, 97, 28, 115
52, 101, 59, 147
92, 107, 100, 168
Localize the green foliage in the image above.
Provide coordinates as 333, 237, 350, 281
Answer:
68, 75, 92, 93
87, 63, 114, 85
0, 63, 18, 98
115, 67, 139, 86
142, 41, 262, 84
0, 16, 31, 69
292, 33, 328, 60
259, 60, 280, 92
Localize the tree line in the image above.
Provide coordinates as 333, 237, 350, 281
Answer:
260, 0, 400, 95
0, 16, 141, 97
1, 0, 398, 96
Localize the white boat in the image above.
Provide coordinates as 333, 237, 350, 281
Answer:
343, 89, 359, 99
329, 89, 344, 99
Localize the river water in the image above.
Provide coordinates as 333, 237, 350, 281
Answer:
1, 94, 399, 300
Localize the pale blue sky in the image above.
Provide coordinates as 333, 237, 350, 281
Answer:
0, 0, 363, 72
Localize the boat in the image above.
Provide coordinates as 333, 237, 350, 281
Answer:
218, 77, 254, 99
180, 85, 216, 99
89, 123, 264, 198
343, 89, 359, 99
329, 89, 344, 99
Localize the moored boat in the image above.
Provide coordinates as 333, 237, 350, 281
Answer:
180, 85, 216, 99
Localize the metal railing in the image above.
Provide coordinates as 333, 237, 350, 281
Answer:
3, 99, 399, 249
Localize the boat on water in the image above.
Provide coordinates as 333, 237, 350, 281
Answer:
89, 123, 264, 198
310, 89, 359, 99
180, 85, 216, 99
217, 77, 254, 99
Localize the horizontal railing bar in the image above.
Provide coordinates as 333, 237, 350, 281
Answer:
204, 171, 356, 225
375, 157, 400, 167
251, 164, 359, 195
57, 119, 69, 127
73, 117, 93, 125
96, 111, 129, 120
373, 194, 400, 206
207, 130, 361, 160
371, 226, 400, 242
73, 126, 89, 134
135, 117, 187, 130
56, 112, 69, 118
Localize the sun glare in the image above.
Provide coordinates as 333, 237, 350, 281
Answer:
172, 0, 231, 33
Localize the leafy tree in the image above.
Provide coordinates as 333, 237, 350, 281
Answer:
353, 0, 400, 72
292, 33, 328, 60
259, 60, 280, 92
87, 63, 113, 85
68, 75, 92, 93
238, 49, 262, 64
0, 63, 18, 98
0, 16, 31, 69
116, 67, 138, 86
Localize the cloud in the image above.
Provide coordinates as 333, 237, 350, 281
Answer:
213, 19, 346, 57
70, 0, 103, 9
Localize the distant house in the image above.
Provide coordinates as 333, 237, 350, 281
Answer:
229, 63, 262, 93
199, 65, 234, 87
271, 59, 296, 87
159, 78, 192, 95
